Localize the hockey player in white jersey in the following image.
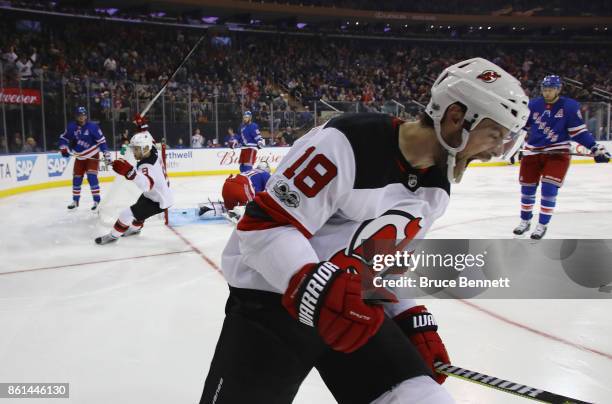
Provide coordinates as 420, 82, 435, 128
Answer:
95, 131, 173, 245
200, 58, 529, 404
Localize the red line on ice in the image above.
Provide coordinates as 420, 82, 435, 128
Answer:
459, 299, 612, 361
166, 225, 222, 274
1, 249, 193, 276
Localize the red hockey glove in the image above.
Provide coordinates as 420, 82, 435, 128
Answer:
112, 158, 136, 180
282, 262, 385, 353
133, 113, 148, 131
394, 305, 450, 384
60, 147, 70, 158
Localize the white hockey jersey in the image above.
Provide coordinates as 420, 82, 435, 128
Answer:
223, 113, 450, 316
134, 147, 173, 209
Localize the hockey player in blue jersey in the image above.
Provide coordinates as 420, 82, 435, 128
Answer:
197, 162, 271, 221
59, 107, 112, 211
238, 111, 264, 172
222, 161, 271, 210
514, 75, 610, 239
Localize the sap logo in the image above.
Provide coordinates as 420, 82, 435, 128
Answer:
16, 155, 38, 182
47, 154, 69, 177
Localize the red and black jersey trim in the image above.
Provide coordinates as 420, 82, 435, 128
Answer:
324, 112, 450, 195
237, 192, 313, 238
144, 172, 154, 190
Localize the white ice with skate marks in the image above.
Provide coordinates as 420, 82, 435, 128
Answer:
0, 164, 611, 403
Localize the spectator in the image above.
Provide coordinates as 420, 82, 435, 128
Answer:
206, 138, 221, 148
119, 129, 130, 146
9, 133, 23, 154
16, 54, 34, 80
0, 136, 8, 154
175, 138, 186, 148
281, 126, 295, 145
275, 135, 288, 147
191, 129, 204, 148
21, 136, 42, 153
2, 45, 18, 64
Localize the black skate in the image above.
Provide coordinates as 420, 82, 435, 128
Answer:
67, 201, 79, 210
91, 202, 99, 211
95, 234, 118, 245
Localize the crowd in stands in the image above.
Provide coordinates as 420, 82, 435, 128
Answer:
244, 0, 612, 16
1, 13, 611, 152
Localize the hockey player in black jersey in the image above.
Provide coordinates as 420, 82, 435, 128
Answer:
200, 58, 529, 403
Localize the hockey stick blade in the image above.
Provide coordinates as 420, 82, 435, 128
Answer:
434, 362, 592, 403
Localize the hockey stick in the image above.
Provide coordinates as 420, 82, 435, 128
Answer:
139, 35, 205, 118
65, 151, 101, 162
519, 149, 594, 157
434, 362, 592, 403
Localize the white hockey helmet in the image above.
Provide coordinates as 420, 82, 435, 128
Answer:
425, 57, 529, 183
256, 161, 270, 172
130, 131, 154, 156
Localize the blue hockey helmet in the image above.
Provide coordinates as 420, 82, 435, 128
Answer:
541, 75, 562, 89
75, 106, 88, 117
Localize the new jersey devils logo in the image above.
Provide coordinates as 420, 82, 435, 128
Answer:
476, 70, 501, 83
328, 210, 423, 302
329, 210, 422, 272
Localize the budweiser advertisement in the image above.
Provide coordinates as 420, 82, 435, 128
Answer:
0, 88, 42, 105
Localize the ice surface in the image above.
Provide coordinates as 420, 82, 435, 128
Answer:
0, 163, 611, 403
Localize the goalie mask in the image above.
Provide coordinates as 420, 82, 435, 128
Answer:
425, 58, 529, 183
130, 131, 154, 160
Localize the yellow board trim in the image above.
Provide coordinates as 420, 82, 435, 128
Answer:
0, 160, 606, 198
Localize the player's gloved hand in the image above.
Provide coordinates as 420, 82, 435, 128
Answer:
60, 147, 70, 158
230, 139, 237, 149
282, 261, 385, 353
103, 151, 113, 165
112, 158, 136, 180
394, 305, 450, 384
133, 113, 148, 130
591, 144, 611, 163
257, 140, 265, 149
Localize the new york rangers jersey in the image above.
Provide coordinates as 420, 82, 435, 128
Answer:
240, 122, 263, 147
222, 113, 451, 317
59, 121, 108, 159
240, 168, 271, 193
134, 147, 174, 209
524, 96, 596, 154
